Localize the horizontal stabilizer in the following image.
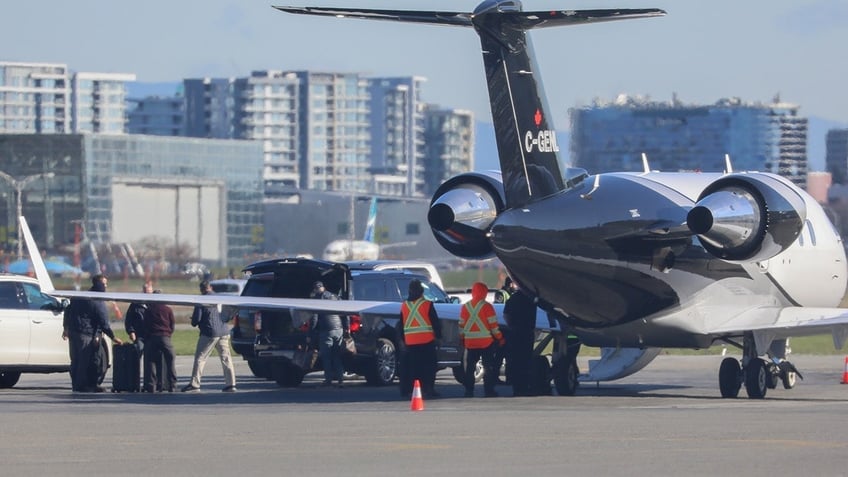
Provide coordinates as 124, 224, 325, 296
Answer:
274, 5, 665, 31
274, 6, 473, 26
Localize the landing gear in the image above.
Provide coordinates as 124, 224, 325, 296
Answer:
779, 361, 798, 389
553, 357, 579, 396
718, 335, 802, 399
718, 357, 741, 398
744, 358, 768, 399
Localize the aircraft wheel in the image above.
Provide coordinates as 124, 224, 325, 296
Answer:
365, 338, 396, 386
553, 357, 579, 396
744, 358, 768, 399
782, 371, 797, 389
0, 371, 21, 389
718, 357, 741, 398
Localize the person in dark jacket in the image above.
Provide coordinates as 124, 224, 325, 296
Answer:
125, 281, 154, 386
399, 279, 442, 398
309, 281, 350, 387
62, 274, 123, 392
142, 291, 177, 392
503, 282, 538, 397
182, 280, 237, 392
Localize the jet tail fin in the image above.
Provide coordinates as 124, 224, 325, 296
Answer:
363, 197, 377, 243
275, 1, 664, 209
19, 216, 55, 293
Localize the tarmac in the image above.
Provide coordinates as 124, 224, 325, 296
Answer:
3, 354, 848, 476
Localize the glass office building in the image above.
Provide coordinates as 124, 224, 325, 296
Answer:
826, 129, 848, 185
570, 96, 808, 186
0, 134, 263, 265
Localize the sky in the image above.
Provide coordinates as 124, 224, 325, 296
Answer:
4, 0, 848, 166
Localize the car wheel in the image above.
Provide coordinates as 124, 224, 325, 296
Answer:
248, 359, 273, 379
272, 361, 305, 387
365, 338, 396, 386
451, 356, 484, 385
0, 371, 21, 389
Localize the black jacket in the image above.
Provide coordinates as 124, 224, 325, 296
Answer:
309, 290, 349, 332
503, 289, 537, 338
125, 302, 148, 338
63, 289, 115, 339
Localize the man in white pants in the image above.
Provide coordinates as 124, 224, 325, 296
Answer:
182, 280, 237, 392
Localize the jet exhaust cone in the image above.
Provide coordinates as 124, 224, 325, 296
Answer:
428, 204, 455, 232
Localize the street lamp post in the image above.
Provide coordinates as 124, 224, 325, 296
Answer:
0, 171, 55, 260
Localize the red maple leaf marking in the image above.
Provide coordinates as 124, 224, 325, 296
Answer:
534, 109, 542, 127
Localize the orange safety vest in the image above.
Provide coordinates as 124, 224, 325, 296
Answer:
401, 298, 436, 346
460, 300, 503, 349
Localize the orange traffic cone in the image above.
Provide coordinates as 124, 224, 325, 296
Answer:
841, 357, 848, 384
410, 379, 425, 411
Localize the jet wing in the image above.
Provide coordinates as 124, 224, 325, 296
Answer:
45, 288, 401, 316
706, 306, 848, 354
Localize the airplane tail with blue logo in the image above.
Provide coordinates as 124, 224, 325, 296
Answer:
363, 197, 377, 243
276, 1, 664, 208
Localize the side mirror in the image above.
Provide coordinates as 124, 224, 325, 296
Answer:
449, 296, 461, 304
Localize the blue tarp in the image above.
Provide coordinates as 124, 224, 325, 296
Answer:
5, 258, 83, 276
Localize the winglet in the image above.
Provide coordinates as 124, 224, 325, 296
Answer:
19, 216, 55, 292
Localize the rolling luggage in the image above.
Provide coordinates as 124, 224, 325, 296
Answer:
112, 343, 141, 392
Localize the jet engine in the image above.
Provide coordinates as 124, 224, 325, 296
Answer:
428, 171, 506, 259
686, 173, 806, 262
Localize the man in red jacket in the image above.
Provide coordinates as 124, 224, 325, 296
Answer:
459, 282, 505, 397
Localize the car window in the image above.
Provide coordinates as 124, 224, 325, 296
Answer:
395, 277, 450, 303
0, 282, 25, 309
212, 283, 242, 294
21, 282, 58, 310
242, 275, 274, 297
352, 277, 390, 301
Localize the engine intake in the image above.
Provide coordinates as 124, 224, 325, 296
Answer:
687, 173, 806, 262
428, 172, 505, 259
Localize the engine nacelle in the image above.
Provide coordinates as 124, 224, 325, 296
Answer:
686, 173, 806, 262
428, 171, 506, 259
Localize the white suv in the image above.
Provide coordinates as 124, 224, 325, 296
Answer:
0, 274, 72, 388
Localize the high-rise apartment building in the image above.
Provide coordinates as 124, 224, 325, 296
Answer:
295, 71, 371, 193
130, 71, 470, 197
184, 78, 233, 139
231, 71, 301, 190
1, 62, 135, 134
70, 72, 136, 134
369, 77, 426, 197
423, 106, 474, 195
826, 129, 848, 185
127, 95, 185, 136
570, 96, 808, 186
0, 61, 70, 133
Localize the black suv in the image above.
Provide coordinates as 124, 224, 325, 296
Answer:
230, 258, 461, 387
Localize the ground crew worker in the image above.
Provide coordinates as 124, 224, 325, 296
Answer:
399, 279, 442, 399
493, 276, 515, 304
460, 281, 505, 397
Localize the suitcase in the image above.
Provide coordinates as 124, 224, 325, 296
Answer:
112, 343, 141, 392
